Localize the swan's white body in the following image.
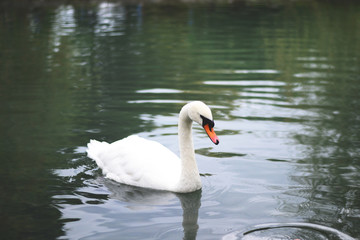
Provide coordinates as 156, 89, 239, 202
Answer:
87, 101, 219, 193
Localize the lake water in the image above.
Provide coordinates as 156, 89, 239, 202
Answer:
0, 0, 359, 239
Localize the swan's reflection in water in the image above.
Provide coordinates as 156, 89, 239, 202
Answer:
102, 178, 201, 240
178, 191, 201, 240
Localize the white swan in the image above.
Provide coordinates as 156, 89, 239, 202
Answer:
87, 101, 219, 193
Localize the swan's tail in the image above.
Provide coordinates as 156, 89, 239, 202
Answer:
87, 139, 109, 169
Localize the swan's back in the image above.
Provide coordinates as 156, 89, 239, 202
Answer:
87, 135, 181, 191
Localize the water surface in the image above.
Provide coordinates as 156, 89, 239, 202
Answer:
0, 0, 359, 239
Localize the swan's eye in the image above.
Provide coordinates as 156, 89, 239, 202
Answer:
200, 115, 214, 129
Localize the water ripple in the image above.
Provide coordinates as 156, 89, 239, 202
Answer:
223, 223, 356, 240
203, 80, 286, 87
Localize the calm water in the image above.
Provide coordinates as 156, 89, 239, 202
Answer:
0, 0, 359, 239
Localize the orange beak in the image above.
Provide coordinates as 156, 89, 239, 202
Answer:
203, 124, 219, 145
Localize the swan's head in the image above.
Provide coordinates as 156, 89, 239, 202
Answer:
187, 101, 220, 145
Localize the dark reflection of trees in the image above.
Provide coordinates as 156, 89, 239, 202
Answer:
0, 3, 66, 239
261, 1, 360, 237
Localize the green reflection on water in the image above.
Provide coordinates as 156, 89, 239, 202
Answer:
0, 0, 359, 239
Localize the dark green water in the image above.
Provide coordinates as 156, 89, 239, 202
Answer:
0, 1, 359, 239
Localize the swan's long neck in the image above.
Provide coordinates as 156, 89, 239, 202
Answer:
177, 105, 201, 192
